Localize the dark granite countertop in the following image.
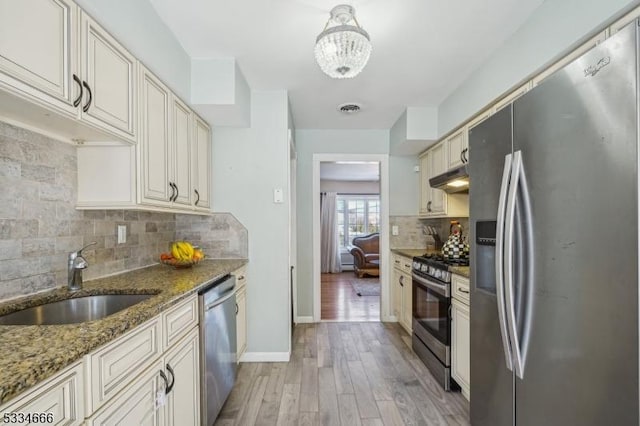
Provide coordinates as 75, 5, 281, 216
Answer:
0, 258, 247, 405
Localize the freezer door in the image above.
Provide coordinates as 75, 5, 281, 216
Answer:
512, 23, 638, 426
469, 106, 514, 426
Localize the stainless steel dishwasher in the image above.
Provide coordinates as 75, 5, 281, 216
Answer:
199, 274, 237, 425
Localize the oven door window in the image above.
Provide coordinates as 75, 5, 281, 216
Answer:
413, 280, 450, 345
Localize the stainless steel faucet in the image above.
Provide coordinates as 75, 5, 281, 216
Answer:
68, 242, 96, 291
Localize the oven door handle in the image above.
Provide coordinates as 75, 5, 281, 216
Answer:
412, 273, 449, 297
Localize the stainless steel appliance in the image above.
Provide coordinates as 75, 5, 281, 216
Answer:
429, 164, 469, 193
469, 22, 638, 426
199, 274, 237, 425
411, 253, 468, 390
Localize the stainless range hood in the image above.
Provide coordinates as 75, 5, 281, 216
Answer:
429, 164, 469, 193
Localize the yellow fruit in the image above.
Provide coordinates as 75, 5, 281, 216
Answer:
171, 242, 195, 261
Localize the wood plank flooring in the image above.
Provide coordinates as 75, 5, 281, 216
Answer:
321, 273, 380, 321
215, 322, 469, 426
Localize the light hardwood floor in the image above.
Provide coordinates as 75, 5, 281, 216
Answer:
321, 273, 380, 322
215, 322, 470, 426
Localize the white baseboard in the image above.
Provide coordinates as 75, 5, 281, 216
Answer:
295, 316, 314, 324
240, 352, 291, 362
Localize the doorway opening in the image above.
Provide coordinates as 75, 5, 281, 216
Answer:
312, 154, 390, 322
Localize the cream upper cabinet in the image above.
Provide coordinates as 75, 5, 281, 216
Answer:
80, 11, 136, 142
419, 153, 431, 215
428, 141, 447, 216
171, 96, 192, 207
193, 116, 211, 210
446, 128, 468, 170
0, 0, 78, 115
139, 66, 172, 206
611, 5, 640, 34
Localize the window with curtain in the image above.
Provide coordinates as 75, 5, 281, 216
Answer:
336, 195, 380, 247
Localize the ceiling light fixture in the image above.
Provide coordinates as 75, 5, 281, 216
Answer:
314, 5, 372, 79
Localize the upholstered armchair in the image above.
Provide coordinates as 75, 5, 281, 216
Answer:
348, 233, 380, 278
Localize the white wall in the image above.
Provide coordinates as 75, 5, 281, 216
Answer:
438, 0, 638, 135
75, 0, 191, 101
320, 180, 380, 194
389, 155, 420, 216
295, 130, 389, 317
212, 90, 291, 357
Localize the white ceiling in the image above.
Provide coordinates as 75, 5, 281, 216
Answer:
149, 0, 544, 129
320, 162, 379, 181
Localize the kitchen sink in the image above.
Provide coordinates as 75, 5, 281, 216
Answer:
0, 294, 155, 326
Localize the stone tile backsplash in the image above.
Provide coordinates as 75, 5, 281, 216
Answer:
0, 121, 247, 301
176, 213, 248, 259
390, 215, 470, 250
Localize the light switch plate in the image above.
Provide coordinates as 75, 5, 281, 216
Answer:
392, 225, 399, 236
117, 225, 126, 244
274, 188, 284, 203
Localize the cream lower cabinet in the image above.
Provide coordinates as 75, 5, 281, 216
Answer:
451, 274, 470, 400
392, 254, 412, 334
87, 359, 165, 426
163, 328, 200, 426
0, 362, 84, 425
232, 267, 248, 362
0, 295, 201, 426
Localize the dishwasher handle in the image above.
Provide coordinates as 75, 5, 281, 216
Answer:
204, 288, 236, 311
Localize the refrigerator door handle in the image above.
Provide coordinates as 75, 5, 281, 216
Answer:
496, 153, 514, 372
504, 150, 526, 379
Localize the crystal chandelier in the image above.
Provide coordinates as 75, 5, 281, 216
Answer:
314, 5, 372, 79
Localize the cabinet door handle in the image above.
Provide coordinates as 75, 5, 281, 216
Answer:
174, 183, 179, 201
463, 148, 468, 163
73, 75, 83, 107
166, 363, 175, 394
238, 275, 245, 281
194, 189, 200, 206
399, 275, 404, 287
169, 182, 176, 201
458, 287, 470, 294
159, 369, 169, 393
427, 201, 432, 212
82, 81, 92, 112
236, 303, 239, 315
460, 149, 464, 164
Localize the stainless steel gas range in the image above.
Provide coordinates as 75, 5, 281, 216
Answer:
411, 253, 468, 391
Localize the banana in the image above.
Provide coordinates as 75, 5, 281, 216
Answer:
171, 242, 195, 261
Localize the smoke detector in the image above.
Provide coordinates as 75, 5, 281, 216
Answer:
338, 103, 362, 114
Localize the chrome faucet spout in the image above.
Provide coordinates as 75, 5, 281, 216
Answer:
68, 241, 96, 291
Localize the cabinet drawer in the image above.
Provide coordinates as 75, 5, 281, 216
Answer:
452, 274, 470, 304
399, 256, 413, 274
232, 266, 247, 290
0, 362, 84, 426
392, 254, 412, 273
163, 294, 198, 349
392, 255, 403, 271
87, 317, 161, 415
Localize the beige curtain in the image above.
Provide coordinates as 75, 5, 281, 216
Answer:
320, 192, 342, 273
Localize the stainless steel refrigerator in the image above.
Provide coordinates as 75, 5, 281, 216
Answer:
469, 21, 639, 426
